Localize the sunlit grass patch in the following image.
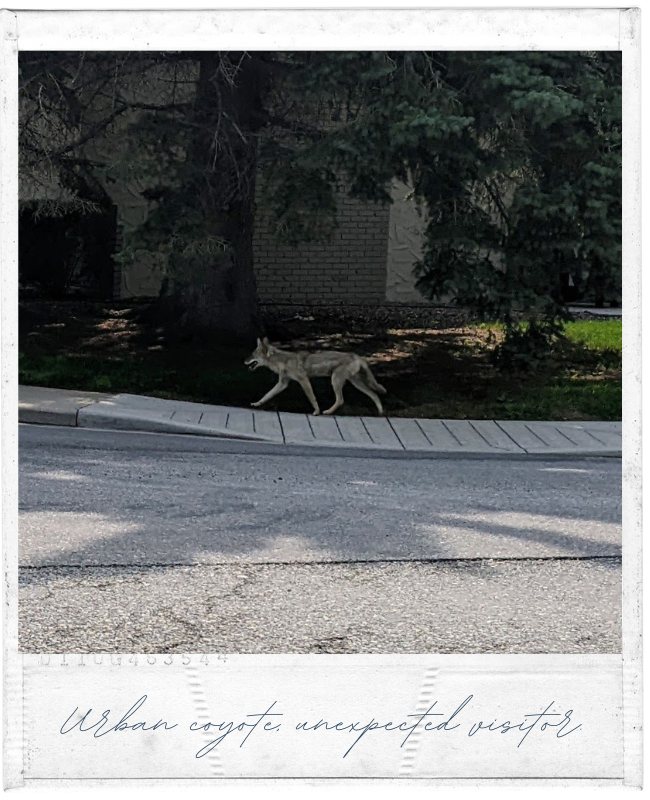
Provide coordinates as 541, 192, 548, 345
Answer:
564, 320, 622, 352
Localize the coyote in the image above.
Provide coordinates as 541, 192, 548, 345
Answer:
244, 337, 387, 416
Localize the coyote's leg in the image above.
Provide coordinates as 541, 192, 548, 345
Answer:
349, 376, 384, 415
323, 367, 347, 415
295, 375, 321, 415
252, 377, 289, 407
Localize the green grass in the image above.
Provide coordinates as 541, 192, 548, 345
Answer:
479, 380, 621, 421
565, 319, 622, 352
18, 348, 260, 406
19, 304, 622, 421
479, 319, 622, 352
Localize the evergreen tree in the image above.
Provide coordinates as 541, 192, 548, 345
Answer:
19, 51, 621, 346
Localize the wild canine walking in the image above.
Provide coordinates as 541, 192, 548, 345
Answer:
245, 338, 387, 416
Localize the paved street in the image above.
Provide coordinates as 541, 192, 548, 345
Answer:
19, 424, 621, 653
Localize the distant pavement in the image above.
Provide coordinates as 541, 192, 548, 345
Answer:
19, 384, 622, 458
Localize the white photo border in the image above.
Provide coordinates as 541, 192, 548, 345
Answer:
1, 6, 641, 790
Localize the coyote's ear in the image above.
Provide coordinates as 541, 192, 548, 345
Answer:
262, 337, 270, 346
256, 338, 262, 347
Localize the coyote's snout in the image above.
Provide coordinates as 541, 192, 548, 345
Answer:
244, 337, 387, 416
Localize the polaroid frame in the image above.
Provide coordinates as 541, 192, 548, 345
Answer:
1, 7, 641, 789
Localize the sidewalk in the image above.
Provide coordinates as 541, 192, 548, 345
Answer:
18, 385, 622, 457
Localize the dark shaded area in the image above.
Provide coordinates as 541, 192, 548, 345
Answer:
19, 205, 118, 299
19, 300, 622, 420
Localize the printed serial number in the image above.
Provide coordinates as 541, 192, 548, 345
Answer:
34, 654, 227, 666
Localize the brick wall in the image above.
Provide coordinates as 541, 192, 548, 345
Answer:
253, 187, 390, 305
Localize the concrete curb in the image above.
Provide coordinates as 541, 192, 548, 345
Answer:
18, 387, 113, 427
76, 406, 275, 443
73, 421, 623, 459
19, 385, 622, 458
19, 406, 79, 427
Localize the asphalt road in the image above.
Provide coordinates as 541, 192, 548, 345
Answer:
19, 424, 621, 653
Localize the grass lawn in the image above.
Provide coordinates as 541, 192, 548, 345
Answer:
19, 302, 622, 421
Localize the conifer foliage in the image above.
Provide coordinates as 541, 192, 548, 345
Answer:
20, 51, 621, 347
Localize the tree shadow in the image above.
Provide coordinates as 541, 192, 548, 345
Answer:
18, 435, 621, 653
19, 443, 622, 578
20, 300, 621, 419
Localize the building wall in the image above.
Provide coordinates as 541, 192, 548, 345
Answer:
104, 183, 166, 298
22, 60, 430, 307
111, 183, 392, 303
20, 58, 440, 307
385, 180, 429, 304
252, 188, 390, 305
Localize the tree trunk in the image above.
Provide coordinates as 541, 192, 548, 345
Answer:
164, 52, 264, 344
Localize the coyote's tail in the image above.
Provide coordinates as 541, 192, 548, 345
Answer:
360, 359, 387, 394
